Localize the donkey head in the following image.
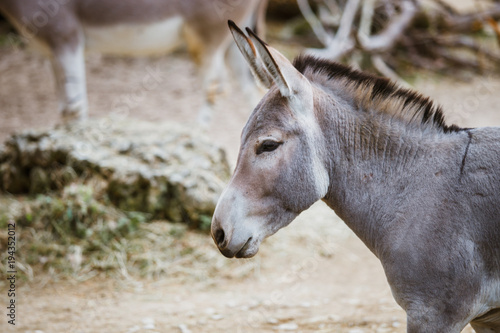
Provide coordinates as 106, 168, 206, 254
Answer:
210, 22, 330, 258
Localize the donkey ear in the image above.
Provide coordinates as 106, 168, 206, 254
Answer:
246, 28, 310, 99
228, 20, 273, 89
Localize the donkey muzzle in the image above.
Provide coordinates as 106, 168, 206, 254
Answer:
211, 216, 258, 258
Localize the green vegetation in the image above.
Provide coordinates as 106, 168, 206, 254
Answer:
0, 182, 220, 284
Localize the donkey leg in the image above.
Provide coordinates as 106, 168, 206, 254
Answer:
197, 44, 229, 125
183, 22, 231, 125
224, 0, 266, 108
406, 318, 464, 333
406, 310, 469, 333
50, 30, 88, 123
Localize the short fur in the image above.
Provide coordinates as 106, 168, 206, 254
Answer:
213, 24, 500, 333
0, 0, 267, 123
293, 55, 464, 133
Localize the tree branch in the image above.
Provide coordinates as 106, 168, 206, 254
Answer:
372, 55, 411, 87
358, 0, 418, 52
297, 0, 333, 46
305, 0, 361, 59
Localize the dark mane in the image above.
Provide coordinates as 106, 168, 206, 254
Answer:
293, 55, 463, 133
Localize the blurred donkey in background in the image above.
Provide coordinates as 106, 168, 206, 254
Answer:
0, 0, 267, 124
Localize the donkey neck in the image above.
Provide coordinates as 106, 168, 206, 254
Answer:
313, 85, 469, 257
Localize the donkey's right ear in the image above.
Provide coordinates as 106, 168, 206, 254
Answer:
228, 20, 273, 89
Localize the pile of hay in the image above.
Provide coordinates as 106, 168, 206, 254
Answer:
0, 118, 231, 280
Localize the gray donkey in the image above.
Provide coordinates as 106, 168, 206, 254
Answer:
0, 0, 266, 124
211, 21, 500, 332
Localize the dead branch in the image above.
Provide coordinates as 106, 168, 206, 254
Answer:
357, 0, 417, 52
359, 0, 376, 39
318, 0, 342, 27
298, 0, 500, 80
297, 0, 333, 46
441, 4, 500, 33
302, 0, 360, 59
372, 55, 411, 87
335, 0, 361, 43
487, 16, 500, 46
433, 0, 459, 16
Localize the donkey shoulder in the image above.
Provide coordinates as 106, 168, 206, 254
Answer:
457, 127, 500, 190
462, 127, 500, 190
459, 126, 500, 269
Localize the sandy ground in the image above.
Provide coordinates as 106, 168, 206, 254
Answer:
1, 41, 500, 333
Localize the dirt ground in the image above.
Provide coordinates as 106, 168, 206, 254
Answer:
1, 41, 500, 333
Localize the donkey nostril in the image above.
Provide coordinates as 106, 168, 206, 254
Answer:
214, 228, 226, 248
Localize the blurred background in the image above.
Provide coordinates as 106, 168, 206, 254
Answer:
0, 1, 499, 332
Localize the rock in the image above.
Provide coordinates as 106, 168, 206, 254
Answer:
204, 307, 216, 315
126, 325, 141, 333
142, 317, 155, 330
0, 118, 230, 228
276, 322, 298, 331
210, 314, 224, 321
177, 324, 192, 333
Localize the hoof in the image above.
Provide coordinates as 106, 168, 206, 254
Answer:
60, 102, 88, 124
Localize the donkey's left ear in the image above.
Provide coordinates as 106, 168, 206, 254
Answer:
246, 28, 312, 109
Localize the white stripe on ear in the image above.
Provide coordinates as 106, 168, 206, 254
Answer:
246, 28, 292, 97
228, 20, 272, 89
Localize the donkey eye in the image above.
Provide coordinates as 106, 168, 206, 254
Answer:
256, 140, 282, 155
